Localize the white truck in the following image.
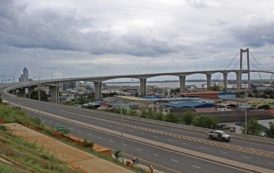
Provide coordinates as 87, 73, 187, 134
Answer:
208, 130, 231, 142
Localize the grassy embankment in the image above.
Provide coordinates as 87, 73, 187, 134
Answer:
0, 103, 146, 173
0, 103, 79, 173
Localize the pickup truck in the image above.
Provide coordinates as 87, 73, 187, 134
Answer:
208, 130, 231, 142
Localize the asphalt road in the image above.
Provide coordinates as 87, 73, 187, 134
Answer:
3, 93, 274, 173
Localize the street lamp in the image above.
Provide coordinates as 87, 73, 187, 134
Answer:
120, 104, 125, 164
33, 75, 41, 101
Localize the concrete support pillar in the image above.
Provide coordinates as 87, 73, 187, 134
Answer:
49, 85, 59, 103
179, 75, 186, 93
17, 88, 26, 98
139, 78, 147, 97
94, 81, 102, 101
28, 86, 35, 99
223, 73, 228, 91
236, 71, 241, 90
11, 90, 16, 95
206, 74, 211, 90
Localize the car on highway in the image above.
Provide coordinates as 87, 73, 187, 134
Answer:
208, 130, 231, 142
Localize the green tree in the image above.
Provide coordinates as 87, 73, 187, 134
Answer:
242, 119, 262, 136
265, 122, 274, 138
182, 111, 195, 125
192, 116, 218, 129
257, 104, 270, 110
211, 85, 221, 91
165, 114, 179, 123
114, 150, 122, 160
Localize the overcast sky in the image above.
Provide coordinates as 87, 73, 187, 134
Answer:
0, 0, 274, 81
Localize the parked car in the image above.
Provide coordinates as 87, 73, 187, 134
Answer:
208, 130, 231, 142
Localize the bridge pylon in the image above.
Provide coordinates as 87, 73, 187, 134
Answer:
240, 48, 250, 90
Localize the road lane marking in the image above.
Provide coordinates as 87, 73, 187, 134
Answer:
153, 153, 160, 157
192, 165, 201, 169
171, 159, 179, 163
220, 150, 227, 154
242, 156, 251, 159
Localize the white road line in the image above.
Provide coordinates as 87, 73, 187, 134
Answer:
192, 165, 201, 169
136, 148, 142, 152
220, 150, 227, 154
153, 153, 160, 157
88, 133, 93, 136
171, 159, 179, 163
242, 156, 251, 159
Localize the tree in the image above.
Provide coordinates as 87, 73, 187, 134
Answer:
211, 85, 221, 91
257, 104, 270, 110
165, 114, 179, 123
114, 150, 122, 160
242, 119, 262, 136
192, 116, 218, 129
265, 122, 274, 138
182, 111, 195, 125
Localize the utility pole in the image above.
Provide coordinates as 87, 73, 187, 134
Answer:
120, 105, 125, 164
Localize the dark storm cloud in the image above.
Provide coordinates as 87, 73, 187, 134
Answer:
0, 0, 181, 57
229, 21, 274, 47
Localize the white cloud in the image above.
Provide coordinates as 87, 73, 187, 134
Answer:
0, 0, 274, 80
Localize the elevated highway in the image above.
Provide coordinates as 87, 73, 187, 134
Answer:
1, 78, 274, 173
4, 69, 274, 101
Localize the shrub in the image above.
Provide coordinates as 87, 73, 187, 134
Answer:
182, 111, 195, 125
192, 116, 218, 129
266, 122, 274, 138
257, 104, 270, 110
114, 150, 122, 159
83, 139, 94, 148
242, 119, 262, 136
0, 125, 7, 131
165, 114, 179, 123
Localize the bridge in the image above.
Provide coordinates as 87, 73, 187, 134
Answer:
1, 48, 274, 173
3, 48, 274, 102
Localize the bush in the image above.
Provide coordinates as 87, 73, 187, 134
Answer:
182, 111, 195, 125
0, 125, 7, 131
165, 114, 179, 123
83, 139, 94, 148
242, 119, 262, 136
192, 116, 218, 129
266, 122, 274, 138
114, 150, 122, 159
257, 104, 270, 110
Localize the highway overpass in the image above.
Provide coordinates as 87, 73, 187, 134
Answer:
4, 69, 274, 101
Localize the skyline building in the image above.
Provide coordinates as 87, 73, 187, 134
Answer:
19, 67, 29, 82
